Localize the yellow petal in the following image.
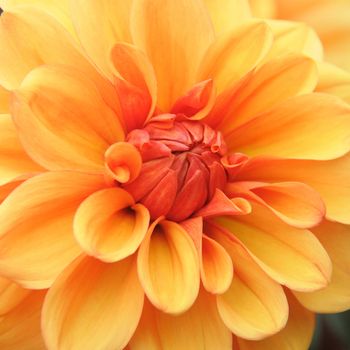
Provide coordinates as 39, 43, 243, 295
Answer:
294, 220, 350, 313
0, 290, 46, 350
70, 0, 132, 78
137, 220, 200, 314
0, 171, 106, 288
0, 115, 43, 185
215, 203, 332, 292
131, 0, 215, 111
42, 255, 144, 350
209, 224, 288, 340
236, 291, 315, 350
0, 86, 9, 113
249, 0, 276, 18
74, 188, 149, 263
13, 65, 124, 172
129, 289, 232, 350
225, 93, 350, 160
203, 0, 251, 34
198, 21, 273, 94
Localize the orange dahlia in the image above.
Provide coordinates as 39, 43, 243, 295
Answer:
0, 1, 349, 349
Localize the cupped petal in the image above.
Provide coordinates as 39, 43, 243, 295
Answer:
13, 65, 124, 172
226, 181, 325, 228
0, 86, 9, 113
198, 21, 273, 94
236, 291, 315, 350
130, 289, 232, 350
42, 255, 144, 350
294, 220, 350, 313
131, 0, 215, 111
0, 115, 43, 185
137, 219, 200, 314
225, 93, 350, 160
0, 290, 46, 350
0, 171, 106, 288
211, 54, 318, 130
215, 203, 332, 292
208, 224, 288, 340
74, 188, 149, 263
236, 154, 350, 224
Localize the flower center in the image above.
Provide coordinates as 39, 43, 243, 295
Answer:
123, 115, 228, 221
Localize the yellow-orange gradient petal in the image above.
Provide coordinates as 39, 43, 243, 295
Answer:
0, 289, 46, 350
129, 289, 232, 350
236, 292, 315, 350
216, 203, 332, 292
42, 255, 144, 350
209, 225, 288, 340
0, 85, 9, 113
137, 220, 200, 314
131, 0, 215, 111
0, 172, 106, 289
0, 115, 43, 185
294, 220, 350, 313
225, 93, 350, 160
198, 21, 273, 94
13, 65, 124, 172
74, 188, 149, 263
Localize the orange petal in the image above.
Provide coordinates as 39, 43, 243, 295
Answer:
0, 290, 46, 349
111, 43, 157, 131
203, 0, 251, 35
0, 85, 9, 113
198, 21, 273, 94
42, 255, 144, 350
0, 115, 43, 185
208, 224, 288, 340
212, 54, 318, 131
215, 203, 332, 292
0, 171, 106, 288
131, 0, 214, 111
74, 188, 149, 263
236, 154, 350, 224
226, 181, 325, 228
294, 220, 350, 313
104, 142, 142, 184
129, 289, 232, 350
70, 0, 132, 78
236, 291, 315, 350
225, 93, 350, 160
137, 220, 200, 314
0, 177, 27, 204
13, 65, 124, 172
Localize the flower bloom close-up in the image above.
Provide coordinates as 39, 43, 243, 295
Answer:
0, 0, 350, 349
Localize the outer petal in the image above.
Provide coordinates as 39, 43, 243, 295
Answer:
0, 86, 9, 113
13, 65, 124, 172
294, 220, 350, 313
137, 220, 200, 314
236, 292, 315, 350
131, 0, 215, 110
215, 203, 332, 292
74, 188, 149, 263
209, 224, 288, 340
42, 255, 144, 350
0, 172, 106, 288
225, 93, 350, 160
236, 154, 350, 224
129, 289, 232, 350
198, 21, 273, 94
0, 115, 43, 185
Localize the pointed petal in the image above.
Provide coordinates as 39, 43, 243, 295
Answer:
294, 220, 350, 313
13, 65, 124, 172
42, 255, 144, 350
137, 220, 200, 314
74, 188, 149, 263
0, 171, 106, 288
131, 0, 215, 110
225, 93, 350, 160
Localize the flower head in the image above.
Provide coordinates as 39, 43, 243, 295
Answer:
0, 1, 350, 349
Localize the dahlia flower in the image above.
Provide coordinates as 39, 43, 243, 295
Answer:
0, 1, 349, 349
